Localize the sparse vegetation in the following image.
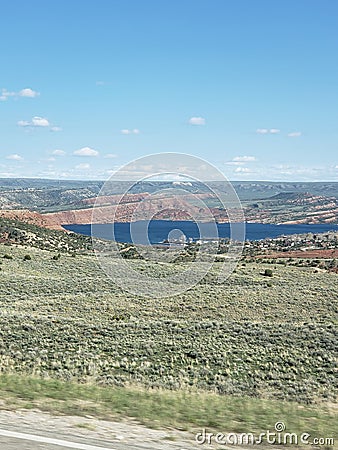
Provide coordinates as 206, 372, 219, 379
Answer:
0, 374, 336, 437
0, 239, 336, 406
0, 217, 92, 253
0, 218, 336, 439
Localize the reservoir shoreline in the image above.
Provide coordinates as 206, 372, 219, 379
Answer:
63, 220, 338, 244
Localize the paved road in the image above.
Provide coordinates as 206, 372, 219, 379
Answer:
0, 427, 197, 449
0, 428, 125, 450
0, 410, 201, 450
0, 429, 166, 449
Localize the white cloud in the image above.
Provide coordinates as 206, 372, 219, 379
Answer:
17, 120, 31, 127
52, 149, 66, 156
73, 146, 99, 157
188, 117, 206, 125
50, 126, 62, 132
288, 131, 302, 137
104, 153, 118, 158
225, 161, 244, 166
19, 88, 39, 98
18, 116, 50, 127
256, 128, 280, 134
1, 87, 39, 101
0, 89, 15, 101
233, 156, 256, 162
256, 128, 269, 134
234, 167, 253, 173
6, 154, 23, 161
121, 129, 140, 135
75, 163, 91, 170
32, 116, 49, 127
0, 171, 16, 177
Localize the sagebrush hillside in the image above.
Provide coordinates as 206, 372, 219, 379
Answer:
0, 231, 336, 405
0, 217, 92, 253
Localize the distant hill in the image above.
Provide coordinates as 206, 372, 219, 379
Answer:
0, 178, 338, 227
230, 181, 338, 200
0, 178, 338, 211
0, 178, 103, 191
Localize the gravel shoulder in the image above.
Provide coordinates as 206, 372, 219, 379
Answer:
0, 408, 207, 450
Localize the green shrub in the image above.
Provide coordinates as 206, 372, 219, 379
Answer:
23, 254, 32, 261
263, 268, 273, 277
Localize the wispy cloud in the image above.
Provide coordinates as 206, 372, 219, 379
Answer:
256, 128, 280, 134
17, 120, 31, 127
234, 167, 253, 173
18, 116, 50, 127
73, 147, 99, 157
232, 155, 256, 162
104, 153, 118, 158
18, 116, 62, 131
225, 161, 244, 166
75, 163, 91, 170
224, 162, 338, 181
0, 171, 16, 177
287, 131, 302, 137
256, 128, 269, 134
0, 90, 15, 101
0, 87, 39, 101
188, 117, 206, 125
121, 129, 140, 135
52, 149, 66, 156
6, 154, 23, 161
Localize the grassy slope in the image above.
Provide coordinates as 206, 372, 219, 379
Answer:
0, 216, 92, 251
0, 375, 336, 438
0, 242, 337, 437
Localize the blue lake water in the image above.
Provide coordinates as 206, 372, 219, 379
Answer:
63, 221, 338, 244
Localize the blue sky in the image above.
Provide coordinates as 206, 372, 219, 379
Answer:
0, 0, 337, 181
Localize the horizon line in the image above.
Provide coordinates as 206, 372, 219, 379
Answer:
0, 176, 338, 184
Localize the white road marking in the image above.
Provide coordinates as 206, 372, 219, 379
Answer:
0, 428, 115, 449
